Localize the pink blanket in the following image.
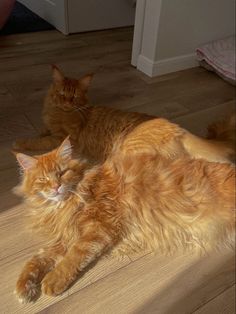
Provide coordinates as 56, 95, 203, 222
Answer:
196, 36, 235, 83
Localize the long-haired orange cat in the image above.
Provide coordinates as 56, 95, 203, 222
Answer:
14, 65, 235, 163
14, 125, 235, 303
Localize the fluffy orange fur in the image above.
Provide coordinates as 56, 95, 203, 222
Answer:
14, 65, 235, 163
14, 128, 235, 303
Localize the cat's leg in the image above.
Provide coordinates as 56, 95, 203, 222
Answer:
41, 224, 114, 296
13, 135, 61, 151
15, 243, 66, 303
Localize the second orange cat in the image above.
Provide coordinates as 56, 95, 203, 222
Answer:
14, 65, 235, 163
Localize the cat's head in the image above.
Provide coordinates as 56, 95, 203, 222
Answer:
50, 65, 93, 111
14, 138, 76, 203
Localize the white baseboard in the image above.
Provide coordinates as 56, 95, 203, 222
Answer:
137, 53, 198, 77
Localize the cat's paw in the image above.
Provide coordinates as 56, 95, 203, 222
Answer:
15, 277, 40, 304
12, 139, 28, 150
41, 270, 68, 296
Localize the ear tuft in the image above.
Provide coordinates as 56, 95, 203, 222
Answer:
16, 153, 38, 171
57, 137, 72, 160
79, 73, 94, 91
51, 64, 64, 83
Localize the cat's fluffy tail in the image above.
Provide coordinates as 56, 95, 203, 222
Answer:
207, 113, 236, 143
182, 114, 236, 164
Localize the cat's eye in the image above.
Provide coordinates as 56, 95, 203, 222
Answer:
38, 177, 47, 182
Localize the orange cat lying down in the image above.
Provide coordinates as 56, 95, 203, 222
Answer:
14, 65, 235, 163
14, 123, 235, 303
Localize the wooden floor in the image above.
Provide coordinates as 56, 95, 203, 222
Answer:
0, 28, 235, 314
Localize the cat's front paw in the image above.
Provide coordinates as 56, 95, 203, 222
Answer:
41, 270, 69, 297
15, 277, 40, 304
12, 139, 28, 150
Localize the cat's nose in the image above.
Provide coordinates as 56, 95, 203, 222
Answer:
52, 184, 60, 191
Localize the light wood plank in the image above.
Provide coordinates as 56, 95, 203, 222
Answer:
0, 247, 130, 314
0, 113, 36, 143
194, 285, 235, 314
0, 205, 43, 261
0, 140, 19, 170
0, 167, 22, 213
128, 100, 189, 118
39, 251, 235, 314
173, 100, 236, 137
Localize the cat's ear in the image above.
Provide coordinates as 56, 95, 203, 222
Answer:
51, 64, 64, 83
15, 153, 38, 171
57, 137, 72, 160
78, 73, 94, 91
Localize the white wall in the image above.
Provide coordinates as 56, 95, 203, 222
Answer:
132, 0, 235, 77
156, 0, 235, 60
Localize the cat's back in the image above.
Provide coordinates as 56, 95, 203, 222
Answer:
78, 106, 155, 160
87, 106, 154, 134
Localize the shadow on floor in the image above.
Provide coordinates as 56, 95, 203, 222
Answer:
134, 252, 235, 314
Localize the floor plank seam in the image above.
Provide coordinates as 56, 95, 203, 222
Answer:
23, 113, 41, 133
40, 257, 136, 312
128, 251, 151, 262
191, 283, 236, 313
0, 164, 17, 171
0, 241, 45, 264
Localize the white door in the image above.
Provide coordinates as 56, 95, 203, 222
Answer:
18, 0, 135, 35
18, 0, 68, 34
